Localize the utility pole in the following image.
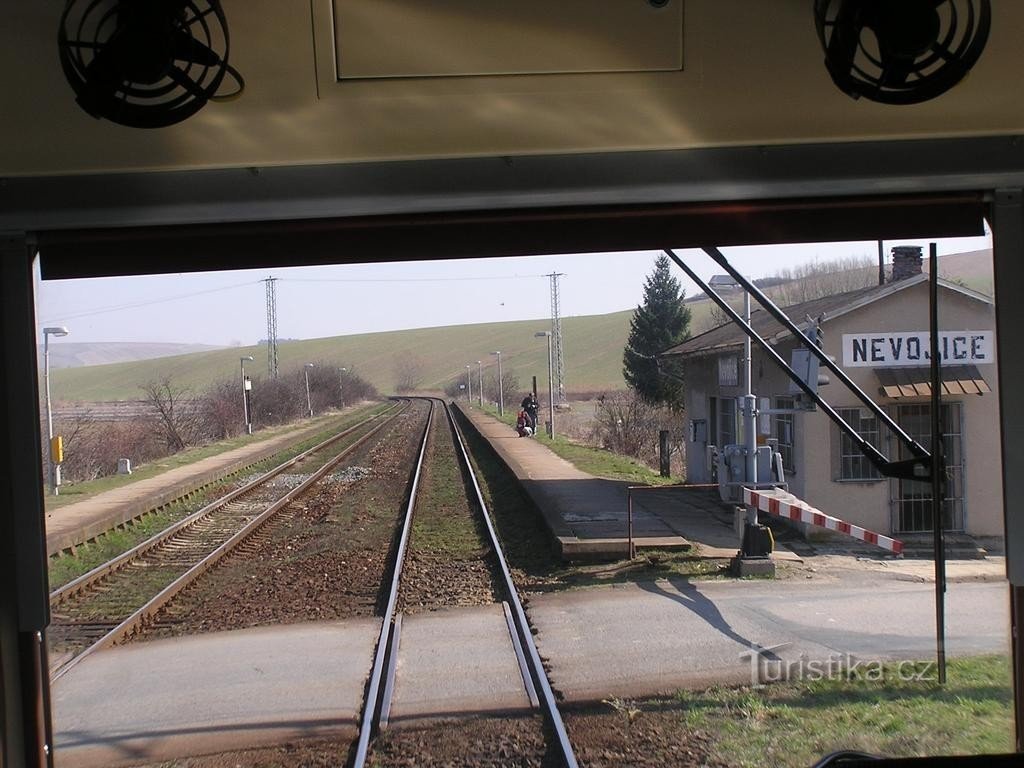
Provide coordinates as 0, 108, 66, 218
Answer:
547, 272, 567, 406
477, 360, 483, 407
43, 326, 69, 495
304, 363, 315, 417
465, 365, 472, 403
264, 277, 279, 378
240, 355, 254, 434
534, 331, 555, 438
491, 351, 503, 416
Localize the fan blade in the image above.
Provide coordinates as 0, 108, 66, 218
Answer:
172, 29, 221, 67
80, 26, 134, 91
878, 59, 916, 89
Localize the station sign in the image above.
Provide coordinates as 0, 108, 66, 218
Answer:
841, 331, 995, 368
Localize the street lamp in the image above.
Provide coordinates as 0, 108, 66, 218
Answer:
240, 356, 254, 434
465, 365, 473, 403
491, 351, 503, 416
339, 367, 347, 408
304, 363, 315, 417
43, 326, 69, 495
477, 360, 483, 407
534, 331, 555, 438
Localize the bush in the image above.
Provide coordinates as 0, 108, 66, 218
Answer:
590, 391, 684, 470
49, 365, 379, 484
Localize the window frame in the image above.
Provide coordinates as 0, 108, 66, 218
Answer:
835, 406, 883, 482
774, 396, 795, 474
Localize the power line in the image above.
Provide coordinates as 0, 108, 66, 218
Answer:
39, 280, 258, 324
279, 274, 550, 284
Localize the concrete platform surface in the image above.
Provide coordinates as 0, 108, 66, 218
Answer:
51, 618, 381, 768
389, 603, 534, 724
527, 578, 1008, 702
458, 405, 804, 562
45, 411, 355, 556
457, 406, 688, 559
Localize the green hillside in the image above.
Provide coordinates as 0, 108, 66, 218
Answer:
53, 307, 710, 402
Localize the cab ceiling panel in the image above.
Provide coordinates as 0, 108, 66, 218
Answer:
332, 0, 682, 78
2, 2, 1024, 176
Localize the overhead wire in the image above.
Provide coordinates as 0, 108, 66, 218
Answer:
39, 280, 259, 324
279, 274, 552, 284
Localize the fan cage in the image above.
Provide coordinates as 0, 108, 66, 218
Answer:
58, 0, 235, 128
814, 0, 991, 105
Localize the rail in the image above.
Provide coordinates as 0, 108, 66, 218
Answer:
49, 401, 409, 682
351, 397, 580, 767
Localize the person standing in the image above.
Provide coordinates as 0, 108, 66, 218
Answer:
521, 392, 539, 436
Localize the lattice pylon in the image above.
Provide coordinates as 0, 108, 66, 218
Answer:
264, 277, 279, 378
548, 272, 567, 405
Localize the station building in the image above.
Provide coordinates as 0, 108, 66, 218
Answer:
662, 249, 1002, 541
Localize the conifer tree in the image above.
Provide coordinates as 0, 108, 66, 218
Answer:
623, 254, 692, 408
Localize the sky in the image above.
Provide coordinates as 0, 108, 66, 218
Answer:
35, 233, 992, 347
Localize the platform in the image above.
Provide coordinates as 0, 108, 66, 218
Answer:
456, 404, 761, 561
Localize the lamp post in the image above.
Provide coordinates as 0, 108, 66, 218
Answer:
240, 356, 254, 434
43, 326, 69, 495
465, 365, 472, 403
304, 363, 315, 417
491, 350, 503, 416
477, 361, 483, 407
534, 331, 555, 438
339, 367, 347, 408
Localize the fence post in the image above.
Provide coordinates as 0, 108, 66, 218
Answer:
659, 430, 671, 477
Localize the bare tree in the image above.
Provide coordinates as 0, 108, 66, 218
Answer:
393, 355, 425, 393
769, 256, 877, 306
141, 376, 202, 451
201, 379, 245, 440
483, 370, 520, 411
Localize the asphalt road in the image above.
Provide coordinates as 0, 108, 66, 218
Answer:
527, 576, 1009, 700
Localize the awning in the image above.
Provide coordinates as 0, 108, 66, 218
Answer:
875, 365, 990, 398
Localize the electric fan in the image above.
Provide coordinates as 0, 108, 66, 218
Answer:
814, 0, 991, 105
58, 0, 244, 128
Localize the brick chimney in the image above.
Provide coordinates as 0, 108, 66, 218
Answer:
890, 245, 924, 282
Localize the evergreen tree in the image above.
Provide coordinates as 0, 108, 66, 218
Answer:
623, 254, 692, 408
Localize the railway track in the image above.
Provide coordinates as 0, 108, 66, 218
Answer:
47, 400, 408, 681
353, 398, 580, 768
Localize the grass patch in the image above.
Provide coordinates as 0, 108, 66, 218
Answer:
48, 501, 205, 590
410, 415, 489, 558
673, 655, 1013, 765
480, 404, 678, 486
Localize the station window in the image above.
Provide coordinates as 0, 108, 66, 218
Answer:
709, 396, 737, 446
836, 407, 882, 481
774, 396, 795, 473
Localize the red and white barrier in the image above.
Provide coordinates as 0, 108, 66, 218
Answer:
743, 487, 903, 556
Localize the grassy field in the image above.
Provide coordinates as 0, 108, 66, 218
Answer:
51, 306, 706, 402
